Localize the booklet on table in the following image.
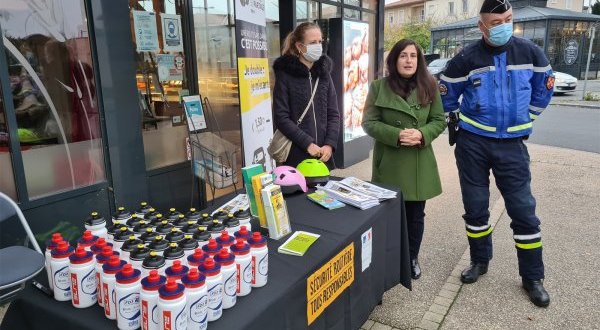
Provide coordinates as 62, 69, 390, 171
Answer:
278, 231, 320, 256
307, 191, 345, 210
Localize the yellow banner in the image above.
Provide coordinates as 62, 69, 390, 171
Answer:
307, 243, 355, 325
237, 57, 271, 113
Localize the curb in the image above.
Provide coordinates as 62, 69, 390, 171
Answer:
550, 103, 600, 110
415, 198, 506, 330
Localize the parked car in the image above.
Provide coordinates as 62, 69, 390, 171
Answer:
553, 71, 578, 95
427, 58, 451, 80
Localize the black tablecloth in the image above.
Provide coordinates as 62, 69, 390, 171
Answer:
2, 188, 410, 330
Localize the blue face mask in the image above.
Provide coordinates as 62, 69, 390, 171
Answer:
484, 21, 513, 46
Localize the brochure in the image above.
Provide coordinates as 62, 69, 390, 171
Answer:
210, 194, 249, 216
307, 191, 345, 210
278, 231, 320, 256
316, 181, 379, 210
261, 184, 292, 240
338, 177, 397, 201
241, 164, 264, 216
252, 173, 273, 228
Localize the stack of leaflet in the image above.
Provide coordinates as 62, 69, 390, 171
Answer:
317, 181, 379, 210
338, 177, 397, 201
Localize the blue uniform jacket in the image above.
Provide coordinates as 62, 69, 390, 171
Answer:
440, 37, 554, 138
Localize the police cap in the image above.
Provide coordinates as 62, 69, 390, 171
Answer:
480, 0, 512, 14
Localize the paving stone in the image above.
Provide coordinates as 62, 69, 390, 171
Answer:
361, 319, 375, 330
446, 276, 463, 285
434, 296, 454, 308
429, 303, 449, 316
423, 311, 444, 323
418, 319, 440, 330
438, 289, 457, 300
442, 282, 461, 293
370, 322, 392, 330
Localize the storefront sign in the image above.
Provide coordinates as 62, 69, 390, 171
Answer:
157, 54, 184, 81
306, 243, 355, 325
161, 13, 184, 52
132, 10, 159, 52
564, 39, 579, 65
234, 0, 274, 172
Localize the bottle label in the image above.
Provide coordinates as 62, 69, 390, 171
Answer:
163, 310, 172, 330
207, 282, 223, 316
96, 273, 103, 305
142, 300, 148, 330
224, 271, 237, 298
54, 265, 70, 293
82, 268, 97, 295
189, 294, 208, 324
163, 307, 188, 330
118, 292, 141, 320
71, 273, 80, 305
236, 264, 241, 294
251, 256, 256, 285
103, 283, 110, 315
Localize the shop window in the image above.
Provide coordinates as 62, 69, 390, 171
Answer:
1, 0, 106, 199
129, 0, 190, 171
362, 12, 378, 79
322, 4, 342, 19
362, 0, 377, 10
462, 0, 468, 13
345, 0, 361, 7
449, 2, 455, 16
344, 8, 361, 20
296, 0, 319, 22
0, 87, 18, 200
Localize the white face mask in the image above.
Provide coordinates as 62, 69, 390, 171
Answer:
301, 43, 323, 63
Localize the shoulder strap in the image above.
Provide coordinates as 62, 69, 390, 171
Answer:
296, 77, 320, 125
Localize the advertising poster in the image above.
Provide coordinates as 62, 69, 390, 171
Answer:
182, 95, 207, 131
157, 54, 184, 81
132, 10, 159, 52
160, 13, 184, 52
342, 20, 369, 142
234, 0, 274, 172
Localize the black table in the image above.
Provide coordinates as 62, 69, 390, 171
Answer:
2, 187, 410, 330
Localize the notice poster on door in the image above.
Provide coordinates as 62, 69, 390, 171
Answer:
234, 0, 274, 172
342, 20, 369, 142
160, 13, 184, 52
132, 10, 159, 52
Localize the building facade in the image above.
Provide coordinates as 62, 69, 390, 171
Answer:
0, 0, 383, 247
430, 0, 600, 79
385, 0, 425, 26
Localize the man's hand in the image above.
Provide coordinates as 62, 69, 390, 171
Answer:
307, 143, 322, 158
399, 129, 423, 147
319, 145, 333, 162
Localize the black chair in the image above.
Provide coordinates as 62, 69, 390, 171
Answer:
0, 192, 45, 305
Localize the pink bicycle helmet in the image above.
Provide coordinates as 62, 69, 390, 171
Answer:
272, 166, 308, 195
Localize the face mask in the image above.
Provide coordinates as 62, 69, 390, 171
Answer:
301, 43, 323, 62
484, 21, 513, 46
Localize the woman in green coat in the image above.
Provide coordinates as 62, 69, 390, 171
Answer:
362, 39, 446, 279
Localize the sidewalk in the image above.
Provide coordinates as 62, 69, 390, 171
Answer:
332, 136, 600, 330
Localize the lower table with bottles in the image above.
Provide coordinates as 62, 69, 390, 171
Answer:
1, 186, 410, 330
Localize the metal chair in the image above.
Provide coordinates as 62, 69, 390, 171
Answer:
0, 192, 45, 305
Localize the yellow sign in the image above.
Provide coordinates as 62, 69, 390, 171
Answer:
307, 243, 355, 325
237, 57, 271, 113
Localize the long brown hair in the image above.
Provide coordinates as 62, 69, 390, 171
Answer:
281, 22, 321, 57
386, 39, 437, 106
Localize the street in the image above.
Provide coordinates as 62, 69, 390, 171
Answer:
528, 104, 600, 153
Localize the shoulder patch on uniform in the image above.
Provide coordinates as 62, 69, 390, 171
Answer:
439, 83, 448, 96
546, 75, 555, 90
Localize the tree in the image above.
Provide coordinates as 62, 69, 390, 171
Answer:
592, 0, 600, 15
384, 20, 432, 53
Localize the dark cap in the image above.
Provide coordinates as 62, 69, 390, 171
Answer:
480, 0, 511, 14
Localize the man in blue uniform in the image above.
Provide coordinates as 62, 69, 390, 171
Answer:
440, 0, 553, 307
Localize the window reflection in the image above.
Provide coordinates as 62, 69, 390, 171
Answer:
1, 0, 106, 199
0, 86, 18, 200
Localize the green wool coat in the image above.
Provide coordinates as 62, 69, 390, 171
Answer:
362, 78, 446, 201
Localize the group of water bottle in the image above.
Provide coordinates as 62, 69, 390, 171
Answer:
44, 202, 269, 330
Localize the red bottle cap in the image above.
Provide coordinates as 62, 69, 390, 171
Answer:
220, 231, 230, 240
52, 233, 62, 242
101, 246, 113, 257
83, 230, 93, 240
75, 246, 87, 258
252, 232, 262, 242
95, 238, 107, 248
56, 241, 69, 252
193, 248, 204, 259
121, 264, 134, 277
187, 268, 200, 281
235, 238, 245, 249
108, 255, 120, 267
172, 260, 182, 272
203, 258, 215, 269
148, 270, 160, 283
239, 226, 249, 235
165, 278, 178, 291
218, 248, 229, 259
207, 239, 217, 249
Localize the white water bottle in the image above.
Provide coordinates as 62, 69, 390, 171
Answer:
95, 246, 119, 308
45, 232, 63, 291
85, 211, 108, 239
182, 269, 208, 330
214, 248, 237, 309
230, 238, 252, 296
50, 241, 74, 301
141, 270, 166, 330
102, 255, 127, 320
69, 246, 97, 308
115, 264, 142, 330
198, 258, 223, 322
249, 232, 268, 287
158, 278, 188, 330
